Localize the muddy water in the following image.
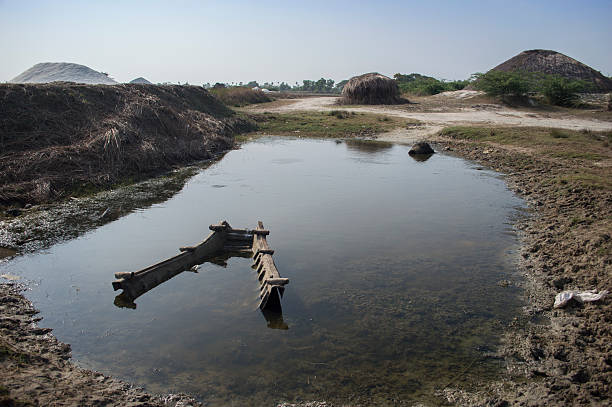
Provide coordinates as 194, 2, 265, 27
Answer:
3, 137, 525, 405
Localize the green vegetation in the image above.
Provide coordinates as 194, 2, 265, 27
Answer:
440, 126, 610, 151
472, 71, 591, 106
471, 71, 531, 97
209, 78, 346, 94
440, 126, 612, 191
209, 86, 271, 106
250, 111, 419, 138
393, 73, 469, 96
540, 75, 589, 106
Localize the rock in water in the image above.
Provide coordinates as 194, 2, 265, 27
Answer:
409, 142, 435, 155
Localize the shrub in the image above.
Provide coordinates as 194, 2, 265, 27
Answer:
550, 129, 569, 138
394, 73, 469, 96
540, 75, 588, 107
472, 71, 531, 97
329, 110, 350, 119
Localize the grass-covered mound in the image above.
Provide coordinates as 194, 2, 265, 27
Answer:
0, 83, 254, 205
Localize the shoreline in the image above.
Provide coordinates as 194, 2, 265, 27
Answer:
430, 133, 611, 406
1, 127, 610, 405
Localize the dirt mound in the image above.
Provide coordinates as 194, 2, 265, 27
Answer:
0, 83, 253, 205
10, 62, 118, 85
474, 50, 612, 92
129, 77, 153, 85
341, 73, 404, 105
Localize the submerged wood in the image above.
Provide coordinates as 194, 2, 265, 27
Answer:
111, 220, 288, 313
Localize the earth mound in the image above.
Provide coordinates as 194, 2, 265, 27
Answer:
474, 50, 612, 92
341, 73, 404, 105
129, 77, 153, 85
10, 62, 118, 85
0, 83, 254, 205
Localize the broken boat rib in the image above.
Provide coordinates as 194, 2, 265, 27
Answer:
111, 220, 288, 310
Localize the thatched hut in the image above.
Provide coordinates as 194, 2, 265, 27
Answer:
341, 73, 403, 104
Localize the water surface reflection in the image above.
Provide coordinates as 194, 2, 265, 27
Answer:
3, 137, 524, 405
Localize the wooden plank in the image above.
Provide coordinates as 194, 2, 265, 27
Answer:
112, 219, 288, 312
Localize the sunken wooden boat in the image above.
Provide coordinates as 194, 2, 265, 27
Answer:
112, 220, 288, 311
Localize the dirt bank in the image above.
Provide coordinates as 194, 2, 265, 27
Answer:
0, 283, 201, 406
429, 128, 611, 406
0, 83, 253, 207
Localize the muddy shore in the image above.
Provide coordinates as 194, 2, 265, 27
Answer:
431, 132, 611, 406
1, 99, 610, 405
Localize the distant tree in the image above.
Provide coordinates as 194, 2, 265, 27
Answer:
393, 72, 468, 95
302, 80, 314, 91
314, 78, 327, 92
279, 82, 291, 91
246, 81, 259, 88
213, 82, 226, 89
335, 80, 348, 93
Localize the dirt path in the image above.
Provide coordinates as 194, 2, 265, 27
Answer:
248, 96, 612, 144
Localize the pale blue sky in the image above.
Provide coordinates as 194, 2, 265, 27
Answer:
1, 0, 611, 84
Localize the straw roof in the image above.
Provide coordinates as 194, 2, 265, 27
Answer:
341, 73, 403, 104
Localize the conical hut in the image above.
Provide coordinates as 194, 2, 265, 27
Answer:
341, 73, 403, 104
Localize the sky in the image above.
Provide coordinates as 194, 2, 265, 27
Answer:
1, 0, 611, 85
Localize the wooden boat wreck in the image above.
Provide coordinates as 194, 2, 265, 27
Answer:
112, 221, 289, 314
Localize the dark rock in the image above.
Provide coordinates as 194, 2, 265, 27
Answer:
408, 142, 435, 155
570, 369, 589, 383
531, 347, 545, 360
553, 276, 573, 289
5, 208, 22, 217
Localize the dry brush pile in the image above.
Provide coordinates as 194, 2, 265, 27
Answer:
0, 83, 254, 205
340, 72, 406, 105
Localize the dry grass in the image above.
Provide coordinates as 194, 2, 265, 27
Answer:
248, 111, 417, 138
0, 83, 254, 205
340, 73, 405, 105
210, 86, 271, 106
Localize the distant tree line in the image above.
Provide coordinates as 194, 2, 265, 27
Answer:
393, 73, 469, 95
205, 78, 347, 94
203, 70, 593, 107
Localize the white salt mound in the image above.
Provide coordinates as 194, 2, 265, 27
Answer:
129, 77, 153, 84
10, 62, 118, 85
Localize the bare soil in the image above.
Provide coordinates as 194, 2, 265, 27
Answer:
246, 93, 612, 145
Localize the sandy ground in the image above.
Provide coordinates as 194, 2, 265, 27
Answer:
247, 94, 612, 144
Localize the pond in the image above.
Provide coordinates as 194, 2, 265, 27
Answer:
3, 137, 525, 405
